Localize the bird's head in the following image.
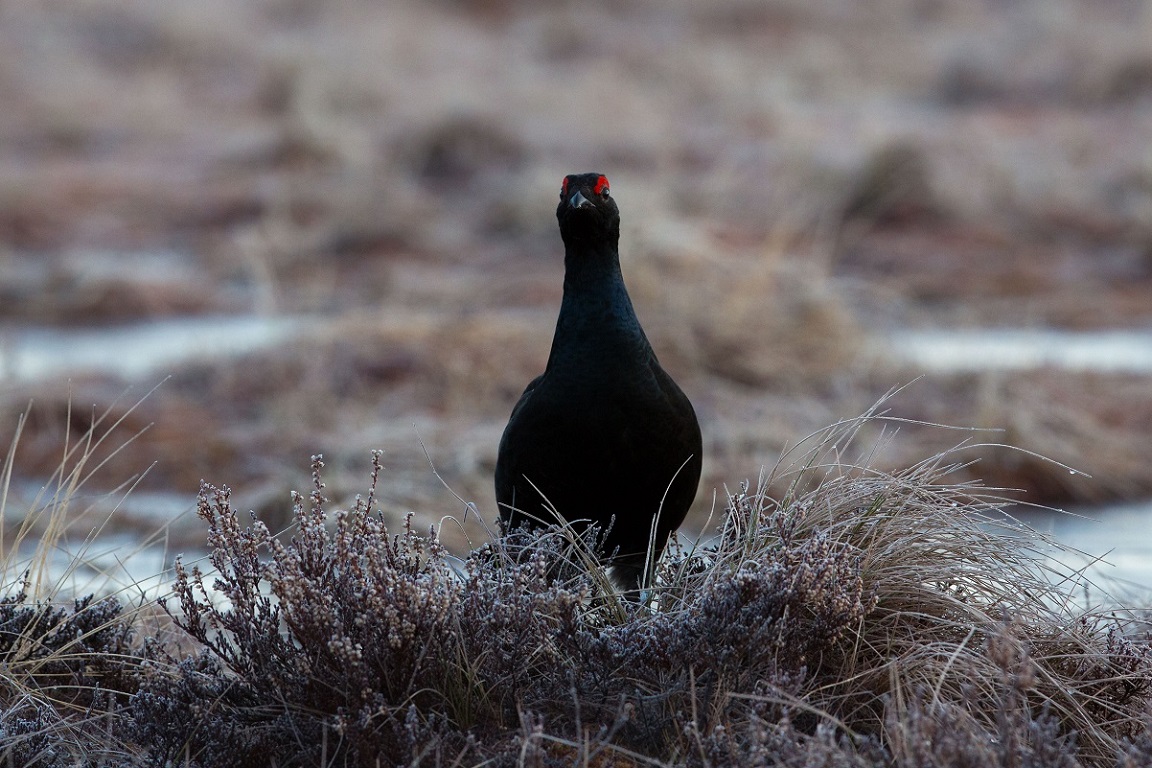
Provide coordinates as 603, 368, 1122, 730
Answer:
556, 173, 620, 246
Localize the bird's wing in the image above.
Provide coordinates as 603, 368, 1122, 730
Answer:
507, 373, 545, 422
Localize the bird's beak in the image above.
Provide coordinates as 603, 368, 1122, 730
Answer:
568, 190, 592, 209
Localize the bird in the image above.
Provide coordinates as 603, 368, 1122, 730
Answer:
495, 172, 702, 592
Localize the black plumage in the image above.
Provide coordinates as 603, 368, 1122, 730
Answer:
495, 173, 703, 589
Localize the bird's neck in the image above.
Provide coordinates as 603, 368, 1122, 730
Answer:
546, 241, 651, 372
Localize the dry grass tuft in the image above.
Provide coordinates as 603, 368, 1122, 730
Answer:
881, 373, 1152, 503
719, 413, 1152, 765
0, 403, 179, 766
630, 235, 861, 390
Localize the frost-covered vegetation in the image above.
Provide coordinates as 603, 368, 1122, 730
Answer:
2, 414, 1150, 767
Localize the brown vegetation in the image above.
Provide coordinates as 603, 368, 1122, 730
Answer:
2, 0, 1152, 523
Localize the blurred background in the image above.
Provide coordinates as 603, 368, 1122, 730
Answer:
1, 0, 1151, 588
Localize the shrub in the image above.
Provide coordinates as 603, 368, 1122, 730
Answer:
129, 416, 1152, 767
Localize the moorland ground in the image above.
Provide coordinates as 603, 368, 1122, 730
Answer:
1, 0, 1151, 550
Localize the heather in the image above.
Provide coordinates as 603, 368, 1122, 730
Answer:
2, 413, 1150, 767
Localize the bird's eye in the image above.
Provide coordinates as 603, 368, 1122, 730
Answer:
593, 175, 610, 198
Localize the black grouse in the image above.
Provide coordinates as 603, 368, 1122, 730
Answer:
495, 173, 703, 590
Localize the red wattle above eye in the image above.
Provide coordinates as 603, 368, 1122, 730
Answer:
594, 176, 609, 195
561, 177, 569, 196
